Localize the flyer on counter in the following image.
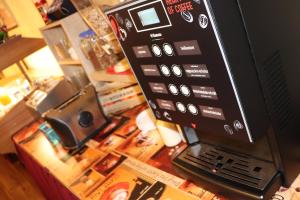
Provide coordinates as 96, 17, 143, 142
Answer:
123, 157, 185, 188
116, 129, 164, 162
113, 118, 138, 138
64, 146, 105, 169
117, 103, 148, 118
93, 152, 127, 176
93, 116, 127, 142
69, 169, 105, 199
179, 181, 221, 199
52, 146, 106, 186
138, 181, 199, 200
86, 164, 156, 200
179, 181, 207, 199
97, 134, 126, 153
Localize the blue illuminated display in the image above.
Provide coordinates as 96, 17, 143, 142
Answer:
138, 7, 160, 26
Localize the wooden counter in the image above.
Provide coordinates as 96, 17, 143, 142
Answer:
0, 100, 38, 154
12, 105, 219, 200
12, 105, 300, 199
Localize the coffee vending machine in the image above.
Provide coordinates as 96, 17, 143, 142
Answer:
105, 0, 300, 199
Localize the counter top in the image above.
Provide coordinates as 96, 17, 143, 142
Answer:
12, 104, 300, 199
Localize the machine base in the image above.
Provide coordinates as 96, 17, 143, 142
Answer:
172, 143, 282, 200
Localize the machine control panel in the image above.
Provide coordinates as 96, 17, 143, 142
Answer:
106, 0, 253, 142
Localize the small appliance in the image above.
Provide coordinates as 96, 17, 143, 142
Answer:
45, 84, 109, 149
26, 78, 77, 115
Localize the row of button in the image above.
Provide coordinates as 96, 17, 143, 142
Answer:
150, 40, 202, 57
176, 102, 199, 115
149, 100, 202, 116
141, 64, 210, 79
133, 40, 201, 58
151, 83, 218, 100
160, 64, 183, 77
168, 84, 191, 96
150, 98, 226, 121
152, 43, 174, 57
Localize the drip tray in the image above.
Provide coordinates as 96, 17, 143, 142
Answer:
172, 143, 281, 199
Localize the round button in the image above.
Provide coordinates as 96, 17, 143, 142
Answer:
224, 125, 234, 135
119, 28, 127, 41
180, 85, 191, 97
116, 13, 124, 24
176, 102, 186, 113
163, 43, 174, 56
125, 18, 133, 30
163, 111, 172, 120
168, 84, 179, 95
199, 14, 209, 29
233, 120, 244, 131
152, 44, 162, 57
78, 111, 94, 128
160, 65, 171, 77
187, 104, 198, 115
181, 11, 193, 23
148, 100, 157, 109
172, 65, 183, 77
155, 111, 161, 119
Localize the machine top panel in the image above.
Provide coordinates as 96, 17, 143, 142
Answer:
106, 0, 253, 143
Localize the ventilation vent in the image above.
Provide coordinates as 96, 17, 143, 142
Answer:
176, 143, 277, 191
262, 51, 293, 130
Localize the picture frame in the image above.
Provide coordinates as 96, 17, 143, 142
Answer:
0, 0, 17, 30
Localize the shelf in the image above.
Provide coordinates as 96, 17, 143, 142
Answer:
40, 20, 62, 31
91, 70, 136, 83
58, 59, 81, 66
0, 36, 46, 70
41, 13, 97, 85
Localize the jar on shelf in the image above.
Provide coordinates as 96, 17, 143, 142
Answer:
71, 0, 112, 37
79, 29, 118, 71
54, 38, 72, 60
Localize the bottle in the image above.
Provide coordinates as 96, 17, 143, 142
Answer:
80, 29, 102, 71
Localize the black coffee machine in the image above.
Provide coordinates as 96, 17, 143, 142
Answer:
105, 0, 300, 199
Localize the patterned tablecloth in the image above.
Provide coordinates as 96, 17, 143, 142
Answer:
13, 104, 300, 200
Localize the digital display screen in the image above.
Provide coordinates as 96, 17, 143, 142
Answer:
137, 7, 160, 26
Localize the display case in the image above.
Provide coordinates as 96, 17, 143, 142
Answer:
40, 13, 91, 90
41, 12, 145, 114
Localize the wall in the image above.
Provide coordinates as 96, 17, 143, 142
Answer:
5, 0, 44, 38
3, 0, 63, 78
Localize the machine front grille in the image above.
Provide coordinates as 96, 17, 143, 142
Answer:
175, 143, 278, 191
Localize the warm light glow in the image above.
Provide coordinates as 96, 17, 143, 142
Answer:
3, 0, 63, 78
25, 47, 64, 77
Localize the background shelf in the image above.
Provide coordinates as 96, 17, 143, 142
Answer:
58, 59, 81, 66
91, 70, 136, 83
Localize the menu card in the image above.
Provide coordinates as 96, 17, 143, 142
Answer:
52, 146, 105, 186
116, 129, 164, 162
69, 169, 105, 199
93, 152, 126, 176
138, 181, 199, 200
97, 134, 125, 153
123, 158, 185, 188
86, 164, 156, 200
